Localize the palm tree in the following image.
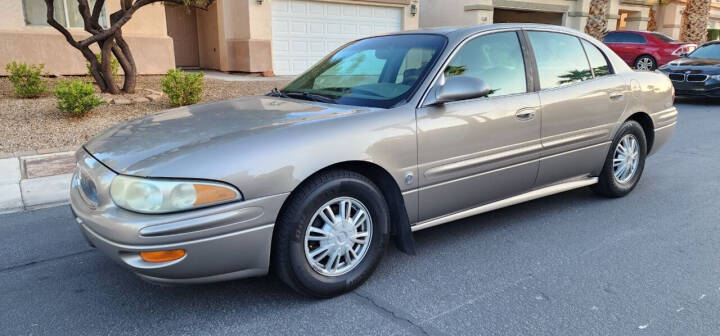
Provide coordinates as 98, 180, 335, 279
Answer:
680, 0, 712, 44
647, 7, 657, 32
585, 0, 609, 41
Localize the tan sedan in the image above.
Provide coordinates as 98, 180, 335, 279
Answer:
70, 24, 677, 297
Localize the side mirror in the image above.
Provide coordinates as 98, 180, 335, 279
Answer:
433, 75, 491, 105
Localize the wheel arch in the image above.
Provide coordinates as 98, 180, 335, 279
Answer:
276, 160, 416, 255
626, 112, 655, 152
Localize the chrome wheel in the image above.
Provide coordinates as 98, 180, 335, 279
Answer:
304, 197, 372, 277
613, 134, 640, 183
636, 57, 654, 71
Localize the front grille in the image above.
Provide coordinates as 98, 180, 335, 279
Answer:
668, 73, 685, 81
687, 74, 708, 82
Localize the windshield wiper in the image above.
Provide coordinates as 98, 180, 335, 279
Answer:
285, 91, 336, 104
266, 87, 289, 98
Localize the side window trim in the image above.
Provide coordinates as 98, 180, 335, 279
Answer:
519, 29, 540, 93
578, 37, 596, 78
579, 38, 616, 78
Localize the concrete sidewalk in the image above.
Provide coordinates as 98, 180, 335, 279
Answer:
0, 151, 76, 214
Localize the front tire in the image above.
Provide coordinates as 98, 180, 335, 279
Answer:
592, 120, 647, 198
272, 170, 389, 298
634, 55, 657, 71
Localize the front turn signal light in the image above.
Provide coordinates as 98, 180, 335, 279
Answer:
140, 249, 186, 263
193, 184, 238, 206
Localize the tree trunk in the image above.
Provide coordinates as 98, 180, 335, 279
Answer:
113, 31, 137, 93
101, 38, 121, 94
46, 0, 214, 94
585, 0, 609, 41
680, 0, 711, 44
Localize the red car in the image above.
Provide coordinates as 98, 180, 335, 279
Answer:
603, 30, 696, 71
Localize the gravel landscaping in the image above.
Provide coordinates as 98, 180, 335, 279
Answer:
0, 76, 290, 154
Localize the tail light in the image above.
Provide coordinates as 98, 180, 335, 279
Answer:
672, 44, 697, 56
671, 85, 675, 103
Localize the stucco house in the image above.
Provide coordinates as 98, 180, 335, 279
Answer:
0, 0, 420, 76
420, 0, 720, 41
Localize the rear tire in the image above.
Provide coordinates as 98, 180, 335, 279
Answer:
272, 169, 389, 298
634, 55, 657, 71
592, 120, 647, 198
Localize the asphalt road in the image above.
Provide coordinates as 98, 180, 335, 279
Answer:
1, 100, 719, 336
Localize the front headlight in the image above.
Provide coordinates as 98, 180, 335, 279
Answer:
110, 175, 242, 214
710, 74, 720, 81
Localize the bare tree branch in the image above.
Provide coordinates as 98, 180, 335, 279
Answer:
78, 0, 211, 47
46, 0, 214, 93
91, 0, 107, 26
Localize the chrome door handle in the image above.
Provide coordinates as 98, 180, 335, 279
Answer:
609, 92, 624, 100
515, 108, 536, 121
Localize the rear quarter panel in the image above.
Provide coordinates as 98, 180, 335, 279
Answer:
615, 71, 677, 153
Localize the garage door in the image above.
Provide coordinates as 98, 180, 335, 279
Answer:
272, 0, 403, 75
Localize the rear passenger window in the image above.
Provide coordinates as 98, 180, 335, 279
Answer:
603, 33, 619, 43
528, 31, 593, 89
582, 40, 612, 77
603, 32, 646, 44
444, 31, 527, 97
626, 33, 647, 44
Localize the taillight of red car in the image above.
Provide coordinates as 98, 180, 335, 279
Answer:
671, 44, 697, 56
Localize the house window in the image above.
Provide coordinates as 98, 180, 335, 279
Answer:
23, 0, 108, 28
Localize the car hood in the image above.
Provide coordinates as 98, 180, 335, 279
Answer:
85, 96, 363, 174
662, 57, 720, 72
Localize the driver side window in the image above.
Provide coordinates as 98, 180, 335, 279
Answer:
444, 32, 527, 98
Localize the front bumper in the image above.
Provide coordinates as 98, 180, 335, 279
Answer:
70, 149, 289, 284
661, 72, 720, 97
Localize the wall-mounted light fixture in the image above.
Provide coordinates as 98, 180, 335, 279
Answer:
257, 0, 263, 4
410, 4, 417, 16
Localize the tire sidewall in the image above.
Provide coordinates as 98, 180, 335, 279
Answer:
635, 56, 656, 71
287, 176, 389, 296
604, 121, 647, 195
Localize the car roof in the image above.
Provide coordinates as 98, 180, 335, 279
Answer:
608, 30, 651, 35
396, 23, 591, 40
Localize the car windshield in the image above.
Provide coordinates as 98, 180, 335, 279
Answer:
281, 34, 447, 108
651, 33, 675, 42
688, 43, 720, 59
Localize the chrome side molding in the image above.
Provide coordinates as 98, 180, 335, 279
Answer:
411, 177, 599, 232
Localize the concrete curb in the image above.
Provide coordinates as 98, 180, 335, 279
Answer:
0, 150, 77, 215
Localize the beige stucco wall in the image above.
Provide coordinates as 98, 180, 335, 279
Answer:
201, 0, 419, 74
0, 1, 174, 76
0, 1, 26, 30
419, 0, 714, 40
419, 0, 629, 34
196, 1, 222, 71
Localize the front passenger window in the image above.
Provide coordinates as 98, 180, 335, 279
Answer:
443, 32, 527, 98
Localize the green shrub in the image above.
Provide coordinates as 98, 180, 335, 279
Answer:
54, 79, 105, 116
86, 53, 120, 78
5, 61, 48, 98
161, 69, 204, 106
